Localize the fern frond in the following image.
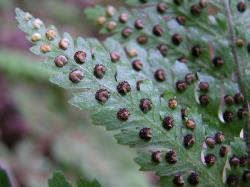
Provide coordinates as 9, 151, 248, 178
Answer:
15, 5, 250, 187
85, 1, 248, 139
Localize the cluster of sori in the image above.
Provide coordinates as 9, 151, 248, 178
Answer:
186, 75, 247, 122
93, 0, 249, 119
94, 2, 249, 118
125, 90, 247, 186
0, 75, 27, 148
95, 0, 227, 61
16, 0, 250, 185
89, 0, 250, 185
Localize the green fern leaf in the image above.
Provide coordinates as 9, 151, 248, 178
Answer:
15, 5, 250, 187
84, 1, 248, 139
48, 172, 101, 187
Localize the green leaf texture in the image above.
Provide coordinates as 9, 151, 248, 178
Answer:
48, 172, 101, 187
48, 172, 72, 187
16, 6, 250, 187
84, 1, 248, 139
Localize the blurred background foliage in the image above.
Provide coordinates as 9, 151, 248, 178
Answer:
0, 0, 156, 186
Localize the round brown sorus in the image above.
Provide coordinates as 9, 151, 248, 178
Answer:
229, 156, 240, 167
45, 29, 57, 41
74, 51, 87, 64
40, 44, 51, 53
59, 38, 70, 50
176, 16, 186, 25
119, 13, 129, 23
139, 127, 152, 140
237, 108, 248, 119
234, 92, 244, 104
226, 175, 239, 187
33, 18, 43, 29
136, 80, 143, 91
188, 172, 199, 185
232, 155, 243, 164
94, 64, 106, 79
224, 95, 234, 105
199, 0, 208, 8
134, 19, 144, 30
137, 35, 148, 45
153, 25, 164, 36
205, 136, 216, 148
191, 45, 203, 57
173, 174, 185, 186
54, 55, 68, 67
110, 51, 120, 62
215, 132, 224, 144
31, 33, 41, 42
117, 108, 130, 121
122, 27, 133, 38
205, 154, 216, 166
243, 170, 250, 182
69, 69, 84, 83
199, 82, 209, 92
223, 110, 234, 123
236, 38, 244, 48
157, 44, 168, 57
191, 4, 202, 16
107, 21, 117, 31
140, 98, 153, 113
183, 134, 195, 148
178, 56, 188, 63
219, 145, 229, 157
157, 2, 168, 14
126, 48, 138, 58
172, 33, 183, 46
132, 59, 143, 71
176, 80, 187, 92
169, 98, 178, 109
181, 108, 188, 119
199, 95, 210, 106
95, 89, 110, 104
166, 150, 177, 164
106, 6, 115, 17
212, 56, 224, 67
154, 69, 166, 82
239, 155, 249, 167
185, 119, 196, 130
162, 116, 175, 130
96, 16, 106, 26
151, 151, 161, 163
117, 81, 131, 95
185, 73, 197, 85
173, 0, 183, 6
237, 2, 246, 13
